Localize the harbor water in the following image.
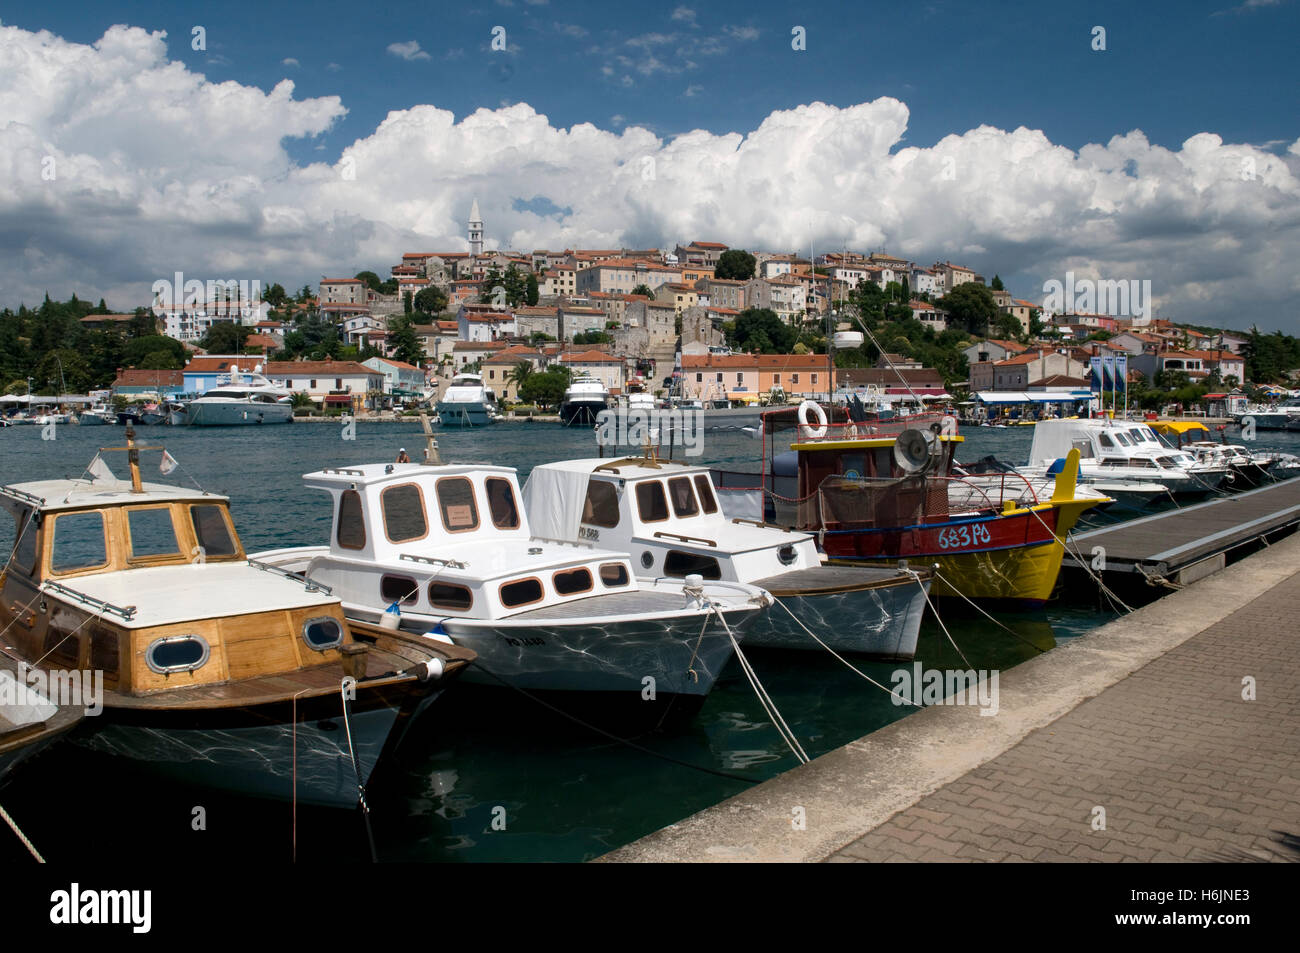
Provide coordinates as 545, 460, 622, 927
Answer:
2, 419, 1296, 862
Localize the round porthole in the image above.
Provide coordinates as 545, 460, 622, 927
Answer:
778, 545, 797, 566
641, 551, 654, 569
302, 616, 344, 652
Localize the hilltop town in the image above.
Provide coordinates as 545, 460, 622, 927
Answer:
2, 200, 1298, 412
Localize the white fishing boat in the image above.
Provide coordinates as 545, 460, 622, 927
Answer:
1018, 418, 1228, 499
435, 373, 499, 426
560, 374, 609, 426
251, 463, 770, 705
522, 456, 933, 659
0, 432, 472, 808
183, 366, 293, 426
75, 403, 114, 426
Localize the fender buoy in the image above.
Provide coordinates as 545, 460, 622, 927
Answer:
798, 400, 828, 439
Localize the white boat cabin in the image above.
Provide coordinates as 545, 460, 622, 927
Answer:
523, 458, 822, 585
1029, 418, 1199, 474
282, 463, 642, 622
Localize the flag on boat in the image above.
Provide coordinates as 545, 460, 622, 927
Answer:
87, 453, 116, 483
159, 450, 179, 475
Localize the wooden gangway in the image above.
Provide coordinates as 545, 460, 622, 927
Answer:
1064, 478, 1300, 585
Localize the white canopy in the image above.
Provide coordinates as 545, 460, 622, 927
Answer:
0, 394, 95, 404
521, 461, 603, 543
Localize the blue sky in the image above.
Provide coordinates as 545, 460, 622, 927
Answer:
9, 0, 1297, 161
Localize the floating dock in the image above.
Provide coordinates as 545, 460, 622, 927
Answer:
598, 531, 1300, 862
1064, 478, 1300, 586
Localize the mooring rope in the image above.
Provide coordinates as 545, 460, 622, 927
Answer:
769, 596, 920, 705
340, 678, 378, 863
931, 570, 1051, 655
902, 568, 972, 671
707, 601, 809, 765
0, 801, 44, 862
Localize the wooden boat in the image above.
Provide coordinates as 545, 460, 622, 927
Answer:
0, 428, 474, 808
711, 405, 1107, 605
1, 651, 85, 785
523, 455, 932, 659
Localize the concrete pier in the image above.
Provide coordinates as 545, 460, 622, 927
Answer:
600, 532, 1300, 863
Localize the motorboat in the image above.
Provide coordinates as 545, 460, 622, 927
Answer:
251, 462, 771, 708
1018, 418, 1229, 499
523, 456, 932, 659
183, 366, 293, 426
709, 404, 1107, 604
0, 431, 473, 808
435, 373, 499, 426
559, 374, 609, 427
75, 404, 113, 426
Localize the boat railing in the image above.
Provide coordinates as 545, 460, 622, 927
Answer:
527, 536, 595, 550
41, 580, 137, 621
400, 553, 469, 569
246, 557, 333, 594
0, 485, 46, 507
774, 413, 951, 445
652, 530, 718, 547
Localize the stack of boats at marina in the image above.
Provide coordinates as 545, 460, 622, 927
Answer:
1014, 417, 1294, 505
0, 431, 474, 807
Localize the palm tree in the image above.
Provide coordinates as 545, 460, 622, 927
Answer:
508, 361, 535, 402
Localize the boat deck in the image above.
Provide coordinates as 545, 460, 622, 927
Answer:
751, 564, 917, 596
1063, 477, 1300, 583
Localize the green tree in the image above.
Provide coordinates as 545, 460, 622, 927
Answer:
262, 283, 288, 308
525, 272, 539, 306
508, 361, 535, 393
387, 316, 423, 367
939, 283, 998, 337
991, 274, 1004, 291
199, 321, 251, 354
714, 249, 756, 281
355, 271, 384, 293
414, 286, 449, 315
630, 283, 656, 299
732, 308, 796, 353
519, 369, 570, 409
137, 349, 182, 371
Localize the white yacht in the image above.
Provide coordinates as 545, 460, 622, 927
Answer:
523, 457, 932, 659
1019, 418, 1228, 499
560, 374, 610, 426
435, 373, 499, 426
251, 462, 770, 704
75, 403, 114, 426
183, 366, 293, 426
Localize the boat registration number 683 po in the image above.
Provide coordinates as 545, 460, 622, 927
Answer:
936, 522, 993, 550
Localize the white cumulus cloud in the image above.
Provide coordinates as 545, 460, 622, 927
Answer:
386, 40, 430, 62
1, 23, 1298, 333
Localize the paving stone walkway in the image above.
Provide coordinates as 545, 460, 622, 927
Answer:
828, 574, 1300, 863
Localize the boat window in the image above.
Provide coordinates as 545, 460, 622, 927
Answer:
1114, 432, 1133, 447
1129, 459, 1155, 468
382, 483, 428, 542
485, 477, 520, 529
429, 582, 474, 610
12, 510, 38, 574
146, 634, 210, 674
635, 481, 670, 523
436, 478, 480, 533
663, 550, 722, 580
553, 568, 593, 596
127, 507, 180, 559
337, 490, 367, 550
301, 617, 344, 652
581, 479, 621, 528
599, 563, 630, 587
500, 577, 544, 608
1098, 433, 1114, 448
190, 504, 238, 558
380, 574, 419, 605
667, 477, 698, 517
50, 511, 108, 574
693, 475, 718, 514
